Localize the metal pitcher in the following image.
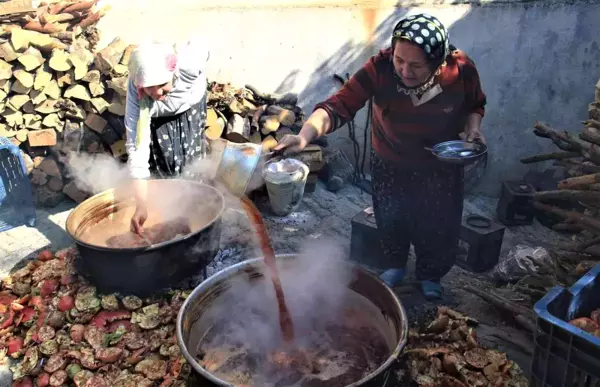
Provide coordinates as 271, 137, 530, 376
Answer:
213, 141, 272, 197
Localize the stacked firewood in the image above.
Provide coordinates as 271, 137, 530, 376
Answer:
0, 0, 133, 206
522, 77, 600, 270
205, 83, 326, 191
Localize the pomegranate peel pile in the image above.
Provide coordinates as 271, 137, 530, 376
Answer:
0, 248, 192, 387
397, 306, 529, 387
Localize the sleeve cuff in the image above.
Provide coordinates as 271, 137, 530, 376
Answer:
471, 107, 485, 117
314, 102, 341, 133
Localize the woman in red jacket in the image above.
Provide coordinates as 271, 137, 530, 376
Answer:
274, 13, 487, 299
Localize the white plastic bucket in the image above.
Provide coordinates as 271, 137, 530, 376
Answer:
262, 158, 309, 216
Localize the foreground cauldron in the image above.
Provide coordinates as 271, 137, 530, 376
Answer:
176, 254, 409, 386
66, 179, 225, 297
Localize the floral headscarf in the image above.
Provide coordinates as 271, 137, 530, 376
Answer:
128, 42, 178, 147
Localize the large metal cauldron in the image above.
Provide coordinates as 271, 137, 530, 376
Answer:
65, 179, 225, 297
176, 254, 409, 386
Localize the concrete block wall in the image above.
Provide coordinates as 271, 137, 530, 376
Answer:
96, 0, 600, 196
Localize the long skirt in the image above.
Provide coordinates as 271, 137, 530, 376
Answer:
148, 96, 207, 178
371, 149, 464, 282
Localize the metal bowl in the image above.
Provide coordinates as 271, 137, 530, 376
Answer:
427, 140, 487, 166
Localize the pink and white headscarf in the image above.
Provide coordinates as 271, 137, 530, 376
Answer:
127, 42, 178, 147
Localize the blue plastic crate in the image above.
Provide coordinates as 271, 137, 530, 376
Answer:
0, 136, 36, 232
531, 263, 600, 386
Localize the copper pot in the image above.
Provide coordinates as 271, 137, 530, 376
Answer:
65, 179, 225, 296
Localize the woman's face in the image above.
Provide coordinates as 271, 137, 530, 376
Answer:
392, 40, 433, 87
143, 81, 173, 101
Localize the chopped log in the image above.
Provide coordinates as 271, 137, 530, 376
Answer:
42, 113, 62, 129
576, 235, 600, 251
94, 37, 127, 75
261, 135, 278, 152
249, 131, 262, 145
11, 29, 67, 53
462, 284, 535, 321
260, 115, 280, 135
275, 127, 294, 142
62, 0, 98, 13
84, 112, 107, 134
534, 122, 600, 164
0, 59, 12, 80
35, 99, 59, 114
13, 68, 33, 88
204, 108, 224, 140
534, 201, 600, 233
11, 78, 31, 94
226, 114, 251, 143
251, 104, 267, 131
82, 69, 100, 83
89, 97, 109, 113
48, 48, 71, 71
88, 81, 104, 97
5, 109, 24, 127
534, 190, 600, 203
23, 113, 41, 128
266, 105, 296, 127
0, 89, 6, 102
68, 48, 93, 80
8, 94, 29, 110
580, 126, 600, 146
22, 20, 67, 34
583, 119, 600, 130
41, 12, 77, 24
596, 78, 600, 103
555, 160, 600, 175
77, 5, 111, 29
33, 63, 52, 90
0, 41, 19, 62
56, 70, 73, 87
107, 76, 127, 97
17, 46, 44, 71
520, 151, 580, 164
120, 44, 135, 66
0, 79, 10, 93
107, 95, 125, 116
21, 101, 34, 114
112, 64, 128, 77
589, 102, 600, 122
15, 128, 28, 142
110, 140, 126, 158
64, 84, 91, 101
41, 80, 60, 99
558, 173, 600, 189
49, 31, 74, 43
244, 84, 275, 103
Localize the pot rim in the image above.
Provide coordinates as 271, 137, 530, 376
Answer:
176, 254, 409, 387
65, 179, 226, 253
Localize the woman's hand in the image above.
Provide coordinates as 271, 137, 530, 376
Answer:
131, 205, 148, 235
273, 134, 308, 156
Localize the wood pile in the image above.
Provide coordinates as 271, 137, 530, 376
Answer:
0, 0, 133, 206
205, 82, 325, 190
518, 77, 600, 287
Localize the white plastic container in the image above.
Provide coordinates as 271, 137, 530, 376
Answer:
262, 158, 309, 216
